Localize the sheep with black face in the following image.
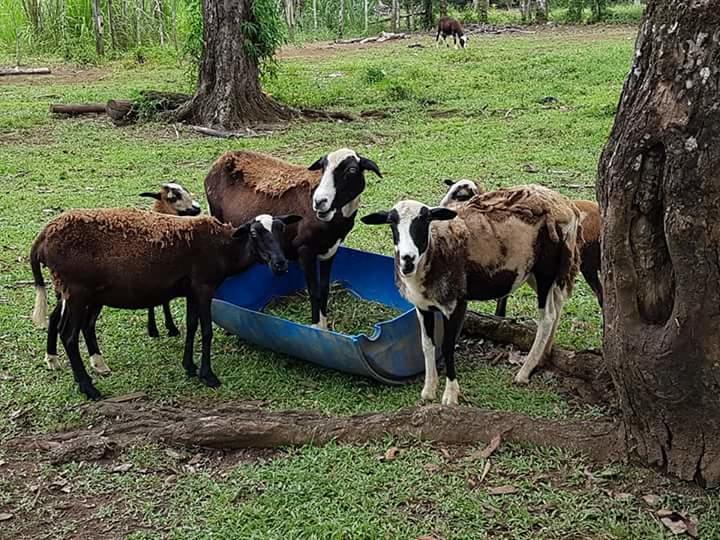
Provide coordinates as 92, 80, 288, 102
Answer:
204, 148, 382, 329
362, 185, 581, 404
30, 208, 300, 400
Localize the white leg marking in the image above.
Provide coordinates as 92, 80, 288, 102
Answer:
514, 292, 557, 384
441, 378, 460, 406
418, 309, 438, 401
312, 313, 328, 330
90, 354, 111, 376
543, 286, 567, 358
44, 353, 61, 370
32, 286, 48, 329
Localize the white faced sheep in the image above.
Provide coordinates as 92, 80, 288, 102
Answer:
362, 185, 581, 405
30, 208, 300, 400
40, 182, 202, 374
204, 148, 382, 329
440, 180, 602, 316
436, 16, 468, 49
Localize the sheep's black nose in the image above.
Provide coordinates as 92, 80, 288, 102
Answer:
272, 260, 288, 274
314, 197, 329, 210
400, 255, 415, 275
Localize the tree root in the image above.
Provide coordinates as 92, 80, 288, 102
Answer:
11, 398, 624, 465
463, 311, 614, 406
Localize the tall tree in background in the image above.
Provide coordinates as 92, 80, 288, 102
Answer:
422, 0, 433, 29
176, 0, 292, 128
598, 0, 720, 486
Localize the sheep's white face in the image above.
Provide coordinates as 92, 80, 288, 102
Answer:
440, 179, 479, 207
309, 148, 382, 222
361, 201, 457, 277
163, 183, 201, 216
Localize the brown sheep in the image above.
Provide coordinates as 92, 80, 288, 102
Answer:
436, 16, 468, 49
204, 148, 382, 329
30, 209, 300, 399
440, 180, 602, 315
362, 185, 581, 404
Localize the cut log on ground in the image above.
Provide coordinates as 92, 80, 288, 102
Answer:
0, 67, 51, 76
463, 311, 613, 405
12, 399, 624, 465
50, 104, 107, 115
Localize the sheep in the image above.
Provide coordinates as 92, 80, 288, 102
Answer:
436, 16, 468, 49
30, 208, 301, 400
139, 182, 201, 337
361, 185, 581, 404
40, 183, 202, 374
440, 180, 602, 316
204, 148, 382, 329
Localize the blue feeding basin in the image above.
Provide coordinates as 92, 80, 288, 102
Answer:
212, 246, 439, 384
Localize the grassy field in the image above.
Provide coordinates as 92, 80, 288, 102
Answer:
1, 25, 719, 539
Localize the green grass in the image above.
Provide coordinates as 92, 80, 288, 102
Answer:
3, 27, 717, 539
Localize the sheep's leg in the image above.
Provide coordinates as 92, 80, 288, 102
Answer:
495, 296, 508, 317
417, 308, 438, 401
453, 35, 458, 49
162, 301, 180, 337
542, 286, 568, 359
299, 249, 324, 329
60, 298, 100, 400
197, 291, 220, 389
182, 296, 199, 378
514, 283, 557, 384
82, 304, 110, 376
581, 261, 603, 307
441, 299, 467, 406
317, 256, 335, 330
147, 307, 160, 338
45, 297, 63, 370
435, 30, 441, 47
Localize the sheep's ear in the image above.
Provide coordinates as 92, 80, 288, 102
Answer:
276, 214, 303, 226
139, 192, 161, 200
358, 156, 382, 178
429, 207, 457, 221
232, 222, 252, 239
444, 179, 455, 187
361, 211, 390, 225
308, 156, 327, 171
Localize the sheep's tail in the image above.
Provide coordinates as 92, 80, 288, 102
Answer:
555, 207, 581, 296
30, 231, 48, 329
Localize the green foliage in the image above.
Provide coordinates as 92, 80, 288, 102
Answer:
243, 0, 287, 75
362, 66, 386, 84
566, 0, 585, 22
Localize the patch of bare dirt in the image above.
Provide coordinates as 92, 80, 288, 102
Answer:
0, 65, 109, 87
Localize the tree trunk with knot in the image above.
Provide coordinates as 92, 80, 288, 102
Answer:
598, 0, 720, 487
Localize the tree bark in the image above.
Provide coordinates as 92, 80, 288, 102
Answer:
107, 0, 117, 50
175, 0, 294, 129
50, 103, 107, 115
14, 400, 623, 466
598, 0, 720, 487
91, 0, 104, 57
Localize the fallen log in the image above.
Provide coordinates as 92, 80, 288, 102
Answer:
0, 67, 51, 76
12, 400, 624, 465
190, 125, 264, 138
463, 311, 613, 405
50, 103, 107, 115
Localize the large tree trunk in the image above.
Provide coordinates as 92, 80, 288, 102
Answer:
176, 0, 293, 129
598, 0, 720, 487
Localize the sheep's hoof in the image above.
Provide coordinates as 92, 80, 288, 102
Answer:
420, 386, 437, 402
441, 379, 460, 406
199, 372, 221, 389
148, 328, 160, 338
80, 381, 102, 401
90, 355, 112, 376
513, 372, 530, 385
45, 353, 62, 370
185, 365, 197, 378
167, 327, 181, 337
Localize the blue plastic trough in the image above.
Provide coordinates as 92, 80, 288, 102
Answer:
212, 246, 437, 384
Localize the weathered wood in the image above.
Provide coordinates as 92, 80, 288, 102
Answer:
0, 67, 51, 76
190, 125, 263, 139
14, 400, 624, 465
106, 99, 135, 125
50, 103, 107, 115
598, 0, 720, 487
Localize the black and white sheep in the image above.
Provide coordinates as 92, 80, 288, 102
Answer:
204, 148, 382, 329
440, 179, 602, 316
436, 16, 468, 49
30, 208, 300, 399
362, 185, 581, 404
